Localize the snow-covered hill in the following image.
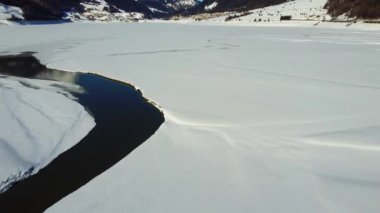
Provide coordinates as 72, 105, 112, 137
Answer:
191, 0, 380, 22
206, 0, 332, 23
199, 0, 288, 12
0, 0, 199, 22
64, 0, 145, 22
1, 0, 380, 23
166, 0, 198, 10
0, 0, 154, 22
325, 0, 380, 19
246, 0, 329, 21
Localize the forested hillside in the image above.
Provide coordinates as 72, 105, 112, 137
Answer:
325, 0, 380, 19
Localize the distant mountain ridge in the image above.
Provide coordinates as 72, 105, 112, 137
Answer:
189, 0, 380, 20
1, 0, 379, 21
0, 0, 198, 20
198, 0, 289, 13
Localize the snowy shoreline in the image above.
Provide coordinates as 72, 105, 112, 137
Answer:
2, 18, 379, 32
0, 66, 165, 212
0, 74, 95, 193
148, 18, 380, 31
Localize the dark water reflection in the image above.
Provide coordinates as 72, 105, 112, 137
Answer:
0, 54, 164, 212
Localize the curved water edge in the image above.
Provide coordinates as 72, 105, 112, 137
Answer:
0, 53, 165, 212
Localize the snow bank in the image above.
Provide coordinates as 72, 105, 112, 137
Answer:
0, 75, 95, 193
0, 3, 23, 24
0, 23, 379, 212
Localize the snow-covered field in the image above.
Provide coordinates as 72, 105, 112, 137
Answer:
1, 22, 380, 212
0, 74, 95, 192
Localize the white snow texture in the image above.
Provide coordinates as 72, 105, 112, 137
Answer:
0, 11, 380, 213
0, 75, 95, 192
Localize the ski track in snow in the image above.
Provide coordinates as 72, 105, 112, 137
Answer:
221, 64, 380, 91
109, 39, 240, 56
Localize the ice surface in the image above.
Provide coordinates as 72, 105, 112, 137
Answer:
0, 75, 95, 192
0, 22, 379, 212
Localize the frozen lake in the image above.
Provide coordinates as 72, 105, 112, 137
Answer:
0, 23, 380, 212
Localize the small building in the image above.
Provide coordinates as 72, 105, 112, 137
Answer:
280, 15, 292, 21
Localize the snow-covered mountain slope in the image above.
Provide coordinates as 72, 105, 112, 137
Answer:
0, 74, 95, 193
65, 0, 145, 22
247, 0, 329, 21
206, 0, 331, 22
81, 0, 200, 20
325, 0, 380, 19
136, 0, 199, 17
2, 22, 378, 213
166, 0, 198, 10
199, 0, 288, 12
1, 0, 379, 22
0, 0, 156, 21
193, 0, 379, 22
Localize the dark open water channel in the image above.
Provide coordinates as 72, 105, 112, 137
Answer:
0, 53, 165, 212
